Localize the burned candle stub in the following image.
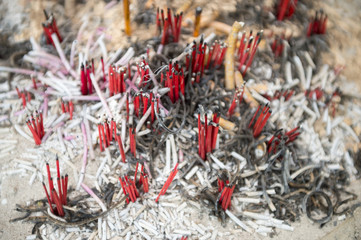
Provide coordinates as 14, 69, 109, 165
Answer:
1, 1, 361, 240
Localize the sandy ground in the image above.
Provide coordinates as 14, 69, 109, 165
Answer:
318, 0, 361, 90
1, 0, 361, 239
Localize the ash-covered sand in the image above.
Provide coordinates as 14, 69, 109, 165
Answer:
1, 0, 361, 239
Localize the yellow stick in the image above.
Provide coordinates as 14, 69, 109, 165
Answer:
225, 21, 244, 90
123, 0, 131, 36
193, 7, 202, 37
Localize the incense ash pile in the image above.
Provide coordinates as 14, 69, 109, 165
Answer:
1, 0, 361, 239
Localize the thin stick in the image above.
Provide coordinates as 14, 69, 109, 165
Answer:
123, 0, 131, 36
81, 183, 107, 212
90, 73, 113, 117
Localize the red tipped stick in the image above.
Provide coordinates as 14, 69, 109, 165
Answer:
35, 114, 41, 137
42, 182, 54, 213
56, 158, 61, 181
161, 18, 169, 45
248, 105, 261, 129
211, 115, 220, 151
21, 93, 27, 108
227, 93, 237, 117
134, 94, 140, 117
143, 94, 149, 116
109, 71, 114, 96
180, 72, 185, 96
116, 135, 126, 163
111, 120, 117, 139
199, 121, 206, 160
155, 164, 179, 202
252, 105, 268, 133
61, 100, 65, 113
26, 121, 41, 145
131, 129, 136, 157
64, 174, 68, 205
55, 158, 63, 202
51, 189, 64, 217
86, 66, 93, 94
224, 184, 236, 210
277, 0, 290, 21
143, 175, 149, 193
57, 177, 63, 205
61, 176, 66, 204
174, 72, 179, 101
46, 163, 54, 192
151, 98, 155, 124
103, 122, 110, 147
197, 113, 202, 156
219, 186, 229, 203
119, 177, 130, 203
254, 110, 272, 137
68, 101, 73, 120
206, 123, 213, 153
167, 73, 174, 103
80, 65, 87, 95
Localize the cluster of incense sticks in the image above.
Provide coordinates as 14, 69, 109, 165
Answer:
185, 38, 208, 81
307, 10, 327, 37
155, 163, 179, 202
237, 31, 262, 75
217, 178, 236, 210
248, 104, 272, 138
305, 87, 323, 100
267, 127, 301, 154
7, 2, 361, 239
131, 90, 158, 124
119, 162, 148, 204
43, 158, 68, 217
156, 8, 183, 44
162, 61, 185, 103
108, 65, 127, 96
276, 0, 298, 21
197, 108, 220, 160
264, 89, 294, 101
42, 10, 62, 46
271, 37, 285, 58
136, 59, 150, 88
15, 87, 31, 109
80, 60, 95, 95
227, 87, 245, 117
26, 111, 44, 145
97, 118, 117, 152
206, 40, 227, 69
60, 100, 74, 119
